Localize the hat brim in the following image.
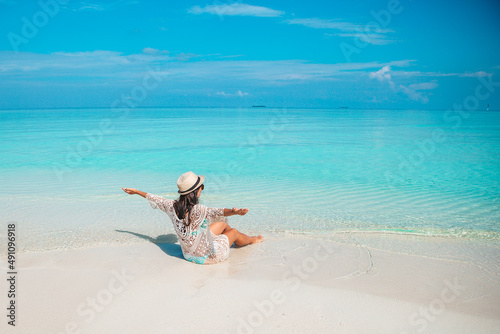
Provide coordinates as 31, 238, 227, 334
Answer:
178, 175, 205, 195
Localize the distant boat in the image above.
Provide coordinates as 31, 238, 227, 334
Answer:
487, 104, 490, 111
252, 105, 266, 108
339, 106, 349, 109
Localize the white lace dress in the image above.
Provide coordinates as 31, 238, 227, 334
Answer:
146, 193, 231, 265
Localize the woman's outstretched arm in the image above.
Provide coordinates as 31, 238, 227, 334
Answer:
223, 208, 249, 216
124, 189, 171, 213
122, 188, 147, 198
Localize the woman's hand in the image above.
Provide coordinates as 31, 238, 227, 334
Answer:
232, 207, 249, 216
122, 188, 147, 198
223, 207, 249, 217
122, 188, 138, 195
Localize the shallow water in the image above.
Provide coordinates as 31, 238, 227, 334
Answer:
0, 107, 499, 252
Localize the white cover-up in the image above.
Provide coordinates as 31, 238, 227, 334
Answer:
146, 193, 230, 264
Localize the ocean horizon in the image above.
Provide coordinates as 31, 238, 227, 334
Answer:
1, 107, 499, 253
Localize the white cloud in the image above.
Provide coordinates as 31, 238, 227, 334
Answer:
175, 52, 201, 61
67, 0, 139, 11
398, 82, 438, 103
216, 54, 245, 59
286, 18, 391, 33
407, 82, 439, 90
336, 33, 393, 45
390, 71, 456, 77
389, 70, 493, 78
460, 71, 492, 77
286, 18, 394, 45
0, 50, 174, 73
369, 66, 438, 103
369, 65, 393, 87
161, 59, 414, 82
215, 90, 249, 97
0, 51, 415, 84
143, 47, 161, 55
76, 3, 105, 11
188, 3, 284, 17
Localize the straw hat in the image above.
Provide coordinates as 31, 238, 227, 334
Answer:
177, 171, 205, 195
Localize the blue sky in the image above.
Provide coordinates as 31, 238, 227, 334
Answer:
0, 0, 499, 109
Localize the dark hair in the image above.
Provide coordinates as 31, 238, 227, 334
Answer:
173, 190, 199, 226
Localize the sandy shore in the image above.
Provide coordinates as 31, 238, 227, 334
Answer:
1, 233, 499, 334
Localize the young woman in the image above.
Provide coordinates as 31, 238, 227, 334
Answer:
122, 171, 263, 264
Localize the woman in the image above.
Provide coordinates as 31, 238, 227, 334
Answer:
122, 171, 263, 264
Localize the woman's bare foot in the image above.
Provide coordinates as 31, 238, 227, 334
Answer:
250, 235, 263, 244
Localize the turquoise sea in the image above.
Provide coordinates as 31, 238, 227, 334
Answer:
1, 107, 499, 252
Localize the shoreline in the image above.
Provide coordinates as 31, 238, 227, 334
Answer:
1, 234, 499, 333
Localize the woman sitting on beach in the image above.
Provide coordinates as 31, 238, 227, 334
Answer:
122, 171, 263, 264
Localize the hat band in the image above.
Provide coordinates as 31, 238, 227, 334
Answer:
179, 176, 201, 194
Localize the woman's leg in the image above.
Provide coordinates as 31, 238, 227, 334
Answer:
210, 222, 231, 235
223, 228, 263, 246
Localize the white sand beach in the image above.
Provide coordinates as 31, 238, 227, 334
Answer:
1, 233, 499, 334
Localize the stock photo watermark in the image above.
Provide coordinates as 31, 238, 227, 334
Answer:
229, 239, 360, 334
385, 75, 500, 189
210, 108, 290, 195
6, 222, 17, 327
340, 0, 410, 62
7, 0, 69, 52
400, 277, 465, 334
55, 268, 134, 334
